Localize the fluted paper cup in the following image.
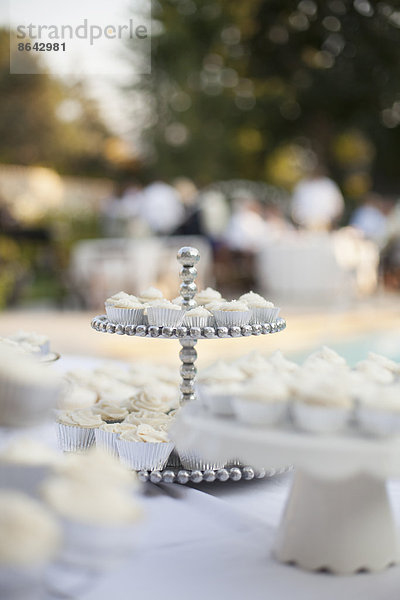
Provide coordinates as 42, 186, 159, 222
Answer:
117, 439, 174, 471
183, 316, 210, 328
178, 450, 225, 471
291, 402, 350, 434
0, 379, 60, 427
250, 306, 280, 324
146, 307, 184, 328
59, 518, 138, 570
106, 306, 145, 325
94, 428, 119, 456
232, 397, 288, 426
212, 310, 251, 327
57, 423, 96, 452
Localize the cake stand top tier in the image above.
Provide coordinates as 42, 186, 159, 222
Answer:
171, 405, 400, 481
91, 315, 286, 340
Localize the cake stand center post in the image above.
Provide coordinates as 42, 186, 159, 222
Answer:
177, 246, 201, 404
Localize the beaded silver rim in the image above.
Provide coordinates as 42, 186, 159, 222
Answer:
91, 315, 286, 339
137, 465, 291, 485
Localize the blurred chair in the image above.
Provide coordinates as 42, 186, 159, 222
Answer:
69, 235, 213, 309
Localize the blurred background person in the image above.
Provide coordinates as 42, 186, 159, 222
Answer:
138, 180, 185, 236
350, 193, 393, 248
291, 167, 345, 231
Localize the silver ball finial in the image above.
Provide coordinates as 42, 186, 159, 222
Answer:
177, 247, 200, 266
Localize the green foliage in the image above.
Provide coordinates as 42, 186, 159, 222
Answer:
0, 29, 112, 176
135, 0, 400, 191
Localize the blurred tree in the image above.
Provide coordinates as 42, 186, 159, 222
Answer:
134, 0, 400, 193
0, 29, 118, 176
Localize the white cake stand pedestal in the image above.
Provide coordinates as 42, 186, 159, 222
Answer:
171, 406, 400, 574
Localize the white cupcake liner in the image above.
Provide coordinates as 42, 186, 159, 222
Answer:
0, 464, 51, 498
0, 565, 44, 599
356, 406, 400, 437
146, 307, 184, 327
59, 518, 137, 570
183, 316, 211, 328
116, 439, 174, 470
94, 428, 119, 456
178, 450, 225, 471
57, 423, 96, 452
105, 305, 144, 325
233, 397, 288, 426
250, 307, 280, 324
200, 386, 235, 416
212, 310, 251, 327
291, 401, 350, 434
0, 379, 59, 427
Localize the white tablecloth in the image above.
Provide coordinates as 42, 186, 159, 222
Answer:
13, 355, 400, 598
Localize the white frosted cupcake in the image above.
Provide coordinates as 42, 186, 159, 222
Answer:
291, 376, 353, 434
201, 381, 242, 416
0, 438, 59, 498
0, 348, 61, 427
59, 384, 98, 410
171, 296, 185, 306
303, 346, 348, 370
8, 331, 50, 355
130, 383, 180, 413
106, 296, 146, 325
183, 306, 213, 328
139, 286, 164, 303
92, 399, 129, 423
105, 291, 132, 306
239, 291, 279, 323
366, 352, 400, 375
0, 492, 61, 599
356, 385, 400, 437
117, 424, 174, 470
233, 377, 289, 426
57, 409, 103, 452
212, 300, 251, 327
355, 359, 395, 385
41, 472, 142, 569
195, 287, 222, 306
95, 422, 137, 456
146, 299, 184, 328
234, 351, 273, 378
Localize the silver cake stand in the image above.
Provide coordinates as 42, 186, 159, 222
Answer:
91, 246, 287, 484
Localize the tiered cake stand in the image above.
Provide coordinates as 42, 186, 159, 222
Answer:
172, 404, 400, 573
91, 246, 287, 484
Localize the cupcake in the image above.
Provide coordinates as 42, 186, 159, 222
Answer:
178, 448, 226, 471
139, 286, 164, 303
0, 347, 61, 427
198, 362, 246, 415
8, 331, 50, 355
212, 300, 251, 327
366, 352, 400, 375
130, 384, 180, 413
355, 359, 395, 385
106, 296, 146, 325
146, 299, 184, 328
94, 422, 138, 456
57, 409, 103, 452
183, 306, 213, 328
239, 291, 279, 323
195, 287, 222, 306
234, 351, 273, 378
92, 399, 130, 423
59, 383, 98, 410
268, 350, 299, 375
117, 424, 174, 470
291, 376, 353, 434
0, 492, 61, 600
303, 346, 348, 370
41, 463, 142, 570
171, 296, 185, 306
233, 376, 289, 426
105, 291, 132, 306
0, 438, 59, 498
356, 384, 400, 437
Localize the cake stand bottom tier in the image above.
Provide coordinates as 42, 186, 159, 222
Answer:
137, 465, 289, 485
273, 470, 400, 574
